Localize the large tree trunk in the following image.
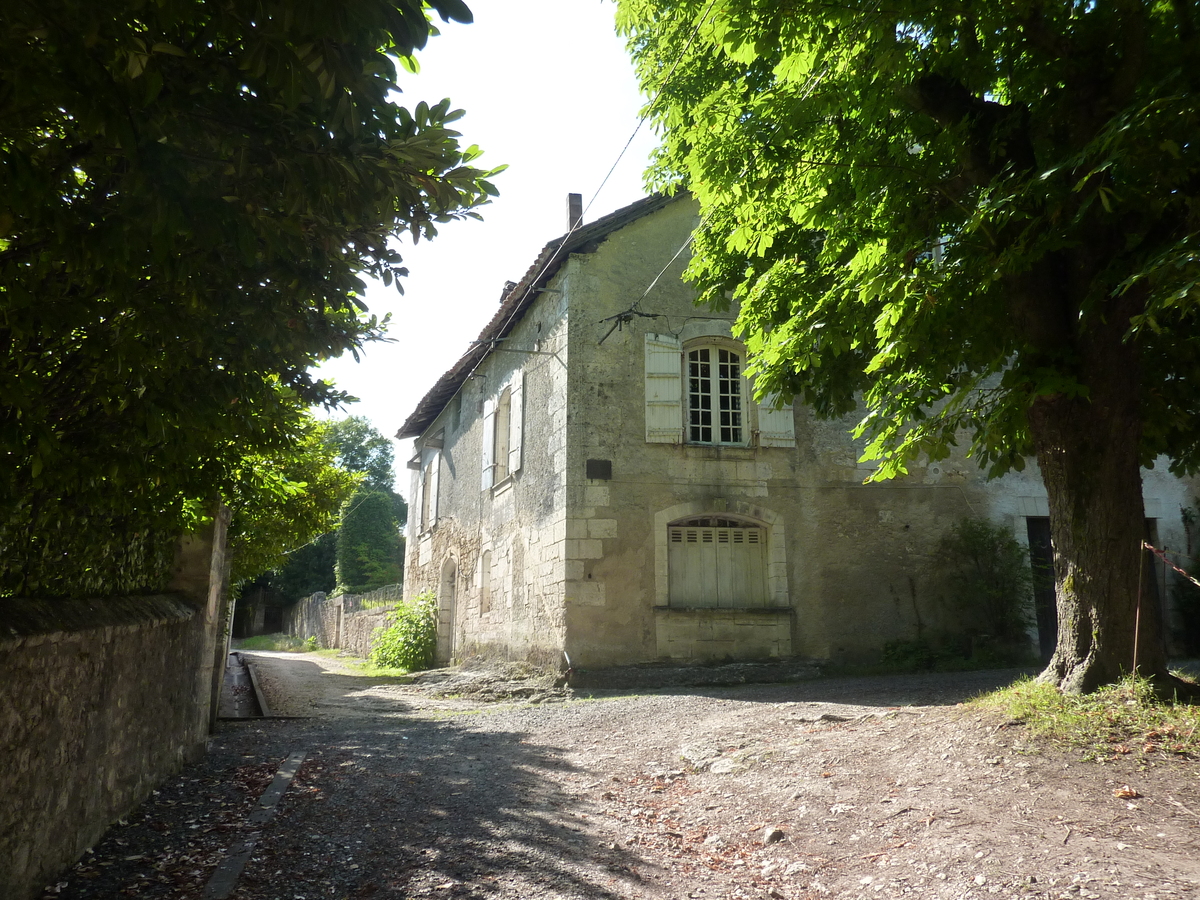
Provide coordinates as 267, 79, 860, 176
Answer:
1025, 299, 1173, 694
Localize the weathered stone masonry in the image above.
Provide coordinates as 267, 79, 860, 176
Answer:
0, 514, 229, 900
397, 193, 1200, 671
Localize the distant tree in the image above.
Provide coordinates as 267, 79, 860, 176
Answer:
225, 415, 359, 586
324, 416, 397, 493
938, 519, 1033, 645
271, 533, 339, 602
1, 0, 495, 595
619, 0, 1200, 694
323, 415, 409, 526
336, 490, 403, 594
257, 416, 407, 599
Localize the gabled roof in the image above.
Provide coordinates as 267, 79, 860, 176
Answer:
396, 192, 678, 440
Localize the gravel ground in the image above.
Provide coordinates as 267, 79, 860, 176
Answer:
39, 653, 1200, 900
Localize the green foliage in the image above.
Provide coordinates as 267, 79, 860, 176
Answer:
323, 417, 396, 493
876, 633, 1035, 674
1, 0, 497, 597
226, 416, 360, 586
938, 518, 1034, 644
271, 532, 340, 603
617, 0, 1200, 476
336, 490, 402, 594
0, 508, 176, 598
619, 0, 1200, 687
323, 415, 408, 526
974, 676, 1200, 762
370, 591, 437, 671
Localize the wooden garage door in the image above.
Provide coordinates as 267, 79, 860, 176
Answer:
668, 521, 768, 607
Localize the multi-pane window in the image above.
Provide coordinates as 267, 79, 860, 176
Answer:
688, 347, 743, 444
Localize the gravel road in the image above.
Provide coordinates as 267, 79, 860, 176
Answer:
39, 653, 1200, 900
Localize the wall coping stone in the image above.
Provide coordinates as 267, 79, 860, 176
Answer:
0, 593, 196, 644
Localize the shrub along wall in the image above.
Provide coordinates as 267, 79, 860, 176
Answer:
283, 583, 400, 657
0, 517, 229, 900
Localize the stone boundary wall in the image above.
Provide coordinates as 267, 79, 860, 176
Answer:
0, 595, 212, 899
283, 584, 401, 657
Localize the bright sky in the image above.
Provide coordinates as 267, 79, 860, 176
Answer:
315, 0, 660, 499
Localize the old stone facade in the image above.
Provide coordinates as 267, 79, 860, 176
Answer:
399, 194, 1197, 670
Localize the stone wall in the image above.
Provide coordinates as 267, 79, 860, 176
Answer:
402, 259, 573, 667
0, 515, 229, 900
283, 584, 401, 658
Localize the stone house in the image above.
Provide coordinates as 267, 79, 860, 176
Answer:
397, 193, 1197, 670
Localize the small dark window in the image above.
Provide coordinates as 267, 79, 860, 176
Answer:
586, 459, 613, 480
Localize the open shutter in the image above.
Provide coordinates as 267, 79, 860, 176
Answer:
757, 393, 796, 447
645, 333, 683, 443
508, 373, 523, 475
412, 463, 424, 530
428, 450, 440, 526
481, 397, 496, 490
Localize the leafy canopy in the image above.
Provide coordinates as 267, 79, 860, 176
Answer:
1, 0, 497, 594
323, 416, 398, 491
336, 489, 403, 594
618, 0, 1200, 479
226, 415, 360, 586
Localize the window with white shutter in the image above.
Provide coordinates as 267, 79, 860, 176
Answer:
420, 449, 440, 531
508, 373, 523, 476
687, 346, 744, 444
481, 397, 496, 490
482, 372, 524, 490
645, 333, 683, 443
757, 393, 796, 447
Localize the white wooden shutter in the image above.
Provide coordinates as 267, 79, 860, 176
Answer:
757, 393, 796, 447
481, 397, 496, 490
645, 333, 683, 443
508, 373, 523, 475
412, 464, 423, 531
428, 450, 440, 526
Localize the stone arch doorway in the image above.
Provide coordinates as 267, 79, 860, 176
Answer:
437, 557, 457, 664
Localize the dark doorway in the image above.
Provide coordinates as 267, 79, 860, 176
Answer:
1025, 516, 1162, 665
1026, 517, 1056, 663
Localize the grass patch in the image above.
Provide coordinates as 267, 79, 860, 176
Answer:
972, 674, 1200, 762
233, 633, 315, 653
341, 657, 416, 680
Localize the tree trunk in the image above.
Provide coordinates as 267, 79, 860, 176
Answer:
1026, 302, 1173, 694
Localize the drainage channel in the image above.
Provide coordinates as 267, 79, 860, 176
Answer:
218, 651, 272, 719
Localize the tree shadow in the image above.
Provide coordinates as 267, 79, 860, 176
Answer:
46, 659, 658, 899
576, 666, 1037, 710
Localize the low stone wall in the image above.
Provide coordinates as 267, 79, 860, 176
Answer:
283, 584, 401, 657
0, 595, 212, 899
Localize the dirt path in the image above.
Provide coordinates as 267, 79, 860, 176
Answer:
42, 654, 1200, 900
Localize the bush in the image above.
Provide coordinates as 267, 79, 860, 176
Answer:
938, 517, 1033, 643
370, 592, 438, 671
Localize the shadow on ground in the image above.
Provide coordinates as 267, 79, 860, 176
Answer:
43, 707, 649, 899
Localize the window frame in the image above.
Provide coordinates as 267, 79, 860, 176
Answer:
417, 448, 440, 534
481, 371, 523, 490
684, 338, 747, 447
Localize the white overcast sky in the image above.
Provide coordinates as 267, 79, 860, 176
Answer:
315, 0, 661, 497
